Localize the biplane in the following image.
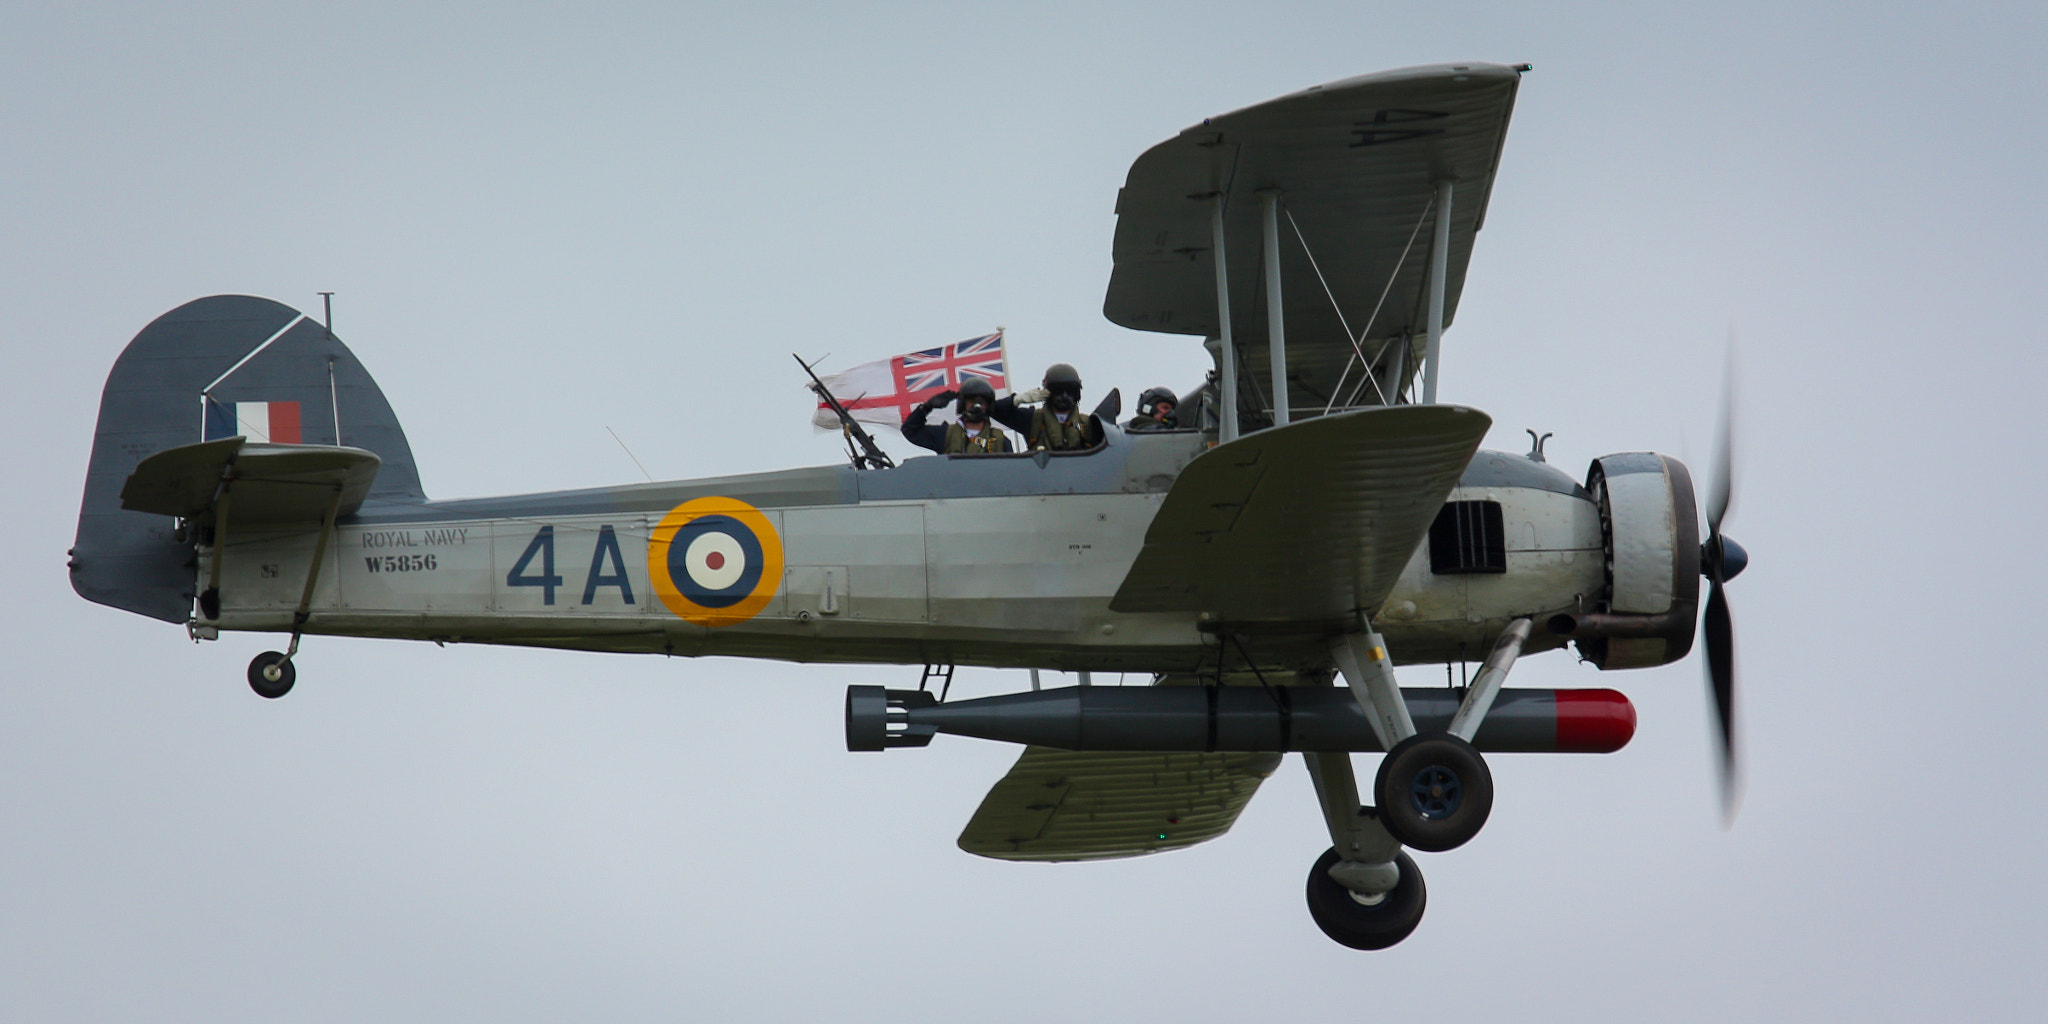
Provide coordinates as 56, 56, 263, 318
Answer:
70, 61, 1745, 949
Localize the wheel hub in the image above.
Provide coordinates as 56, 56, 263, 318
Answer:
1408, 766, 1462, 819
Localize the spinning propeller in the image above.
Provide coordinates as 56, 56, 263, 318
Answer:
1700, 355, 1747, 824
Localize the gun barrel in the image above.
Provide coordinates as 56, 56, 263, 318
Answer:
794, 353, 895, 470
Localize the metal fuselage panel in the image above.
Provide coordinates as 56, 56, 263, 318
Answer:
1378, 483, 1604, 664
199, 444, 1609, 673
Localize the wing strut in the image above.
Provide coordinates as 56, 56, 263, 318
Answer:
1261, 190, 1290, 427
1211, 194, 1241, 442
1235, 180, 1457, 423
1421, 179, 1454, 404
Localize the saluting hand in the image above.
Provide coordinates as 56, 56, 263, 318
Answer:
928, 390, 958, 409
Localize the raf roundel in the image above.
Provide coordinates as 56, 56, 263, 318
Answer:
647, 497, 784, 625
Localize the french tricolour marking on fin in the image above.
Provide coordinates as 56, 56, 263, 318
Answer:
204, 399, 302, 443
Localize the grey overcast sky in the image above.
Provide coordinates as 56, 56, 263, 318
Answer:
7, 2, 2045, 1021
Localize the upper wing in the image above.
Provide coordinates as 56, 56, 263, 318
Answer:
1109, 404, 1491, 625
958, 746, 1282, 862
1105, 62, 1523, 405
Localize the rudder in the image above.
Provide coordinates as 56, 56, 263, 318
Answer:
70, 295, 426, 622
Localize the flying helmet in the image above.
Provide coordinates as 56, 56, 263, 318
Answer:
956, 376, 997, 414
1042, 363, 1082, 390
1138, 386, 1178, 418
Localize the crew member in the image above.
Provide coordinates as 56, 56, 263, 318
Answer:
994, 362, 1103, 450
900, 377, 1013, 454
1125, 386, 1178, 431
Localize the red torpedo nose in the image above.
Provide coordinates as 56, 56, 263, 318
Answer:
1552, 689, 1637, 753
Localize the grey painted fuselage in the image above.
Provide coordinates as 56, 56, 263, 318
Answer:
201, 425, 1603, 675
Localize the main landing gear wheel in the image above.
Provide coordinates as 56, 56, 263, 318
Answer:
1374, 731, 1493, 852
1305, 847, 1426, 950
247, 651, 295, 699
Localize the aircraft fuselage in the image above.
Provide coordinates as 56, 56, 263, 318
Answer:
197, 429, 1609, 676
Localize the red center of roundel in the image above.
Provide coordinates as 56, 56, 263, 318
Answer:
705, 551, 726, 570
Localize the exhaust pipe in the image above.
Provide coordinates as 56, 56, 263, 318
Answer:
1547, 611, 1690, 639
847, 685, 1634, 754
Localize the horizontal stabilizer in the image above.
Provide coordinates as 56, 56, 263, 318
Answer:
1110, 404, 1490, 625
121, 438, 381, 524
958, 746, 1280, 862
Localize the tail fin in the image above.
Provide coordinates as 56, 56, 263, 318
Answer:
70, 295, 426, 622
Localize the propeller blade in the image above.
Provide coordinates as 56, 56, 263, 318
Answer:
1702, 575, 1739, 824
1706, 344, 1736, 532
1701, 330, 1742, 824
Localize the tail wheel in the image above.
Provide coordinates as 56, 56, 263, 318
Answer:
1305, 848, 1426, 950
1374, 732, 1493, 852
247, 651, 295, 699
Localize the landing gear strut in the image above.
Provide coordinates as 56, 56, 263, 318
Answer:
1296, 616, 1528, 948
232, 479, 345, 701
1305, 847, 1426, 950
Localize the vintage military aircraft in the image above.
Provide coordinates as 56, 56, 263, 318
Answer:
70, 61, 1745, 950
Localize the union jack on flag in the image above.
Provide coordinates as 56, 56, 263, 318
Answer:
809, 331, 1011, 431
899, 332, 1007, 394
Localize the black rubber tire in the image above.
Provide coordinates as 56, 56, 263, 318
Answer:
1304, 847, 1426, 950
247, 651, 296, 699
1374, 731, 1493, 852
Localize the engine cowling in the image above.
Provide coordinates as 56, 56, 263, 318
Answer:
1552, 453, 1700, 669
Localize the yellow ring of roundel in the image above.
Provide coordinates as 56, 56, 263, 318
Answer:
647, 497, 784, 626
